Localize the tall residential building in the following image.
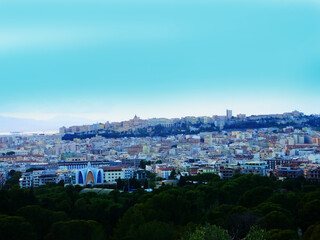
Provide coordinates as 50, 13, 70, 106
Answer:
226, 109, 232, 119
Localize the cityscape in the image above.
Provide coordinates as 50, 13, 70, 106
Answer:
2, 0, 320, 239
1, 110, 320, 239
1, 109, 320, 191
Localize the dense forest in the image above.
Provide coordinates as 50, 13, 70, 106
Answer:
1, 174, 320, 240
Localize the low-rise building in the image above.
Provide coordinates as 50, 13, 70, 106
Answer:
123, 167, 135, 179
19, 170, 58, 188
33, 170, 58, 187
274, 166, 304, 179
241, 161, 268, 176
219, 166, 235, 179
19, 172, 33, 188
198, 166, 217, 175
156, 167, 173, 179
101, 166, 124, 182
305, 166, 320, 182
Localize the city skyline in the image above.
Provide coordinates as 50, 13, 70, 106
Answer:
0, 108, 313, 134
1, 0, 320, 123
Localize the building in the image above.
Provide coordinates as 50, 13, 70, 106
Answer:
121, 158, 141, 168
59, 126, 67, 134
65, 157, 86, 162
124, 145, 143, 156
19, 172, 33, 188
59, 171, 76, 185
274, 166, 304, 179
33, 170, 58, 187
156, 167, 173, 179
305, 166, 320, 182
226, 109, 232, 119
189, 166, 200, 176
135, 170, 147, 180
237, 114, 246, 119
58, 160, 109, 170
198, 167, 217, 175
123, 167, 135, 179
74, 162, 104, 185
219, 166, 235, 179
101, 166, 124, 182
19, 170, 58, 188
265, 158, 292, 170
241, 161, 268, 176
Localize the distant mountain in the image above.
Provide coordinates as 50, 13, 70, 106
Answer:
0, 115, 97, 132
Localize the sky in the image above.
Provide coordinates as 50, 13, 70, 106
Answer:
0, 0, 320, 124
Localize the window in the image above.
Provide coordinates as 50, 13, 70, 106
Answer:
78, 172, 83, 184
97, 171, 102, 183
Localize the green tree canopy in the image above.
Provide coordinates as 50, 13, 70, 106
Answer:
0, 215, 35, 240
45, 220, 105, 240
181, 224, 230, 240
303, 224, 320, 240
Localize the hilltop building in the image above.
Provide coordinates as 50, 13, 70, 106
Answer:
226, 109, 232, 119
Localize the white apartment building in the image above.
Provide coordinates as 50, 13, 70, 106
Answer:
101, 167, 125, 182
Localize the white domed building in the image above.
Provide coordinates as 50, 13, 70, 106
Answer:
74, 162, 104, 185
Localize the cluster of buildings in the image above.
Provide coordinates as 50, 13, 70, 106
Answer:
59, 111, 239, 134
59, 115, 148, 134
0, 111, 320, 189
59, 110, 312, 135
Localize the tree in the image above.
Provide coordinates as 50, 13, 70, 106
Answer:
45, 220, 105, 240
8, 170, 16, 177
261, 211, 293, 230
298, 199, 320, 231
223, 211, 259, 239
268, 229, 299, 240
181, 224, 230, 240
3, 171, 21, 190
178, 175, 187, 186
239, 186, 273, 207
26, 167, 45, 173
129, 178, 141, 190
244, 226, 269, 240
303, 224, 320, 240
0, 215, 35, 240
116, 178, 125, 191
139, 160, 151, 170
169, 169, 177, 180
143, 179, 149, 189
17, 205, 67, 240
136, 220, 175, 240
6, 151, 15, 156
139, 160, 147, 170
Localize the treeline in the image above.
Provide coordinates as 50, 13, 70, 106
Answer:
306, 118, 320, 131
224, 120, 297, 130
1, 174, 320, 239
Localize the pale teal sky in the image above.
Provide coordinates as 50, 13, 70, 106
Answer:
0, 0, 319, 122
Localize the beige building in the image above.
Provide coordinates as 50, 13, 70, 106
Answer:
101, 166, 125, 182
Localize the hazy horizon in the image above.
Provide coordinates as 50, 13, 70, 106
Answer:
0, 109, 317, 133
